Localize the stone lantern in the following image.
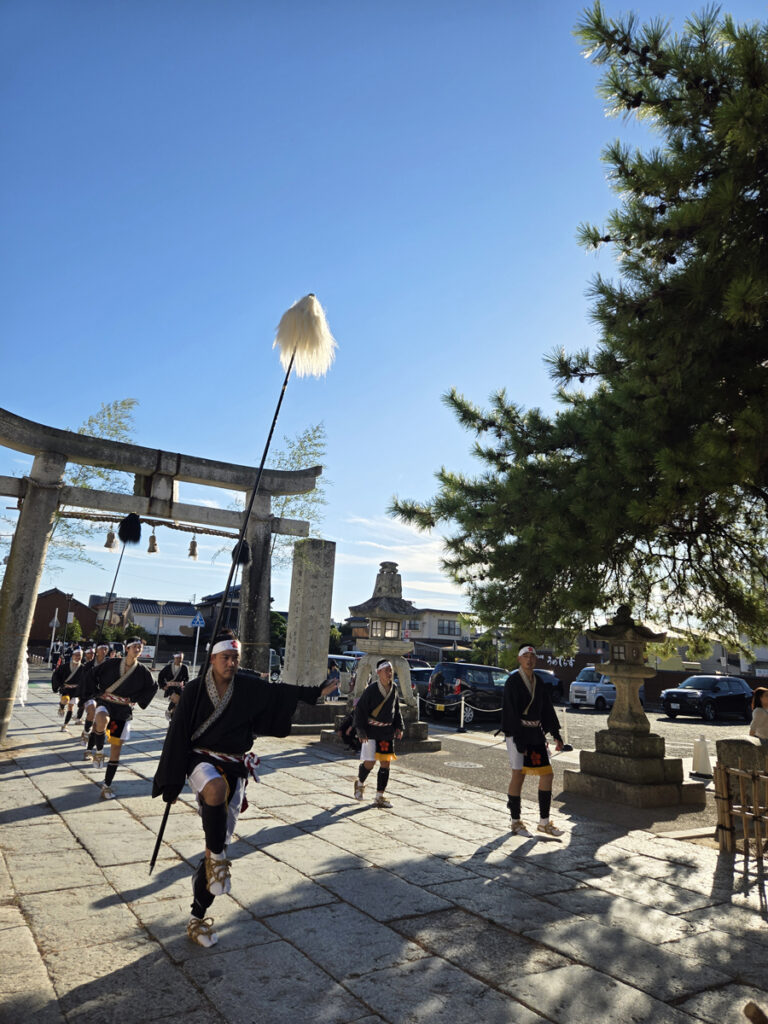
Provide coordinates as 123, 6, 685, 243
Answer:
563, 606, 706, 807
348, 562, 418, 711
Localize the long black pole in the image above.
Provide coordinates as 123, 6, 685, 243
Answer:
149, 351, 296, 874
96, 544, 126, 642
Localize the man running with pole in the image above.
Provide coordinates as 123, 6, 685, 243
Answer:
149, 293, 338, 948
152, 629, 338, 947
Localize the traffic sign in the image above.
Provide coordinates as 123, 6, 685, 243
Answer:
49, 618, 60, 628
190, 613, 206, 628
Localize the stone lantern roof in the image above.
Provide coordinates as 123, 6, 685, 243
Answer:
348, 561, 417, 621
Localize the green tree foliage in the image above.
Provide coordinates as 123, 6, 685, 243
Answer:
220, 423, 328, 569
329, 625, 342, 655
270, 611, 287, 652
65, 618, 82, 643
393, 5, 768, 652
49, 399, 139, 568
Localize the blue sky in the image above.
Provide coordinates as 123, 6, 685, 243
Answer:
2, 0, 766, 623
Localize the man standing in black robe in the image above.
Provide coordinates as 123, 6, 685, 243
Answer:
152, 629, 338, 948
502, 644, 564, 838
157, 652, 190, 721
85, 637, 157, 798
52, 647, 86, 733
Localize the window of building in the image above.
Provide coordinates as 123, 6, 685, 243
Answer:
437, 619, 461, 636
406, 620, 420, 631
384, 620, 400, 638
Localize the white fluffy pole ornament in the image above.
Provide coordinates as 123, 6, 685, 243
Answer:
149, 292, 338, 875
273, 293, 337, 378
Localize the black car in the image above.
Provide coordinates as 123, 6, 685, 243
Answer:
426, 661, 509, 723
410, 667, 434, 700
534, 669, 565, 703
661, 675, 753, 722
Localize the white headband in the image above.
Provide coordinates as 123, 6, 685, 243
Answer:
211, 639, 241, 656
518, 645, 537, 657
96, 644, 110, 650
376, 661, 392, 672
126, 640, 143, 649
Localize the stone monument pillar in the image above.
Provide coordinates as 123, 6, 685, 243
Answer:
282, 538, 336, 687
563, 606, 706, 807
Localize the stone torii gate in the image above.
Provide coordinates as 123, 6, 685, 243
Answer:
0, 407, 320, 744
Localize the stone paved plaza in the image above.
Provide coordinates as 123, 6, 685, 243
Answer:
2, 671, 768, 1024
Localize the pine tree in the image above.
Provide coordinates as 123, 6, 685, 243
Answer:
393, 4, 768, 652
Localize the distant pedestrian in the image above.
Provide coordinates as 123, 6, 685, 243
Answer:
353, 659, 403, 808
85, 637, 157, 799
750, 686, 768, 748
158, 652, 190, 721
502, 645, 564, 838
51, 647, 86, 732
152, 629, 338, 949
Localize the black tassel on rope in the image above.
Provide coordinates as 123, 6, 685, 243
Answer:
232, 539, 250, 565
117, 513, 142, 545
97, 514, 142, 642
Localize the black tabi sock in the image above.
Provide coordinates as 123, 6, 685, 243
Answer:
191, 858, 215, 919
64, 708, 73, 726
358, 764, 372, 784
88, 731, 105, 752
376, 766, 390, 793
104, 762, 118, 787
538, 789, 552, 821
200, 802, 228, 855
507, 795, 521, 820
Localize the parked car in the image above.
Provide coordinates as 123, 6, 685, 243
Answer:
661, 675, 753, 722
410, 667, 434, 700
426, 661, 509, 723
569, 666, 645, 711
534, 669, 565, 703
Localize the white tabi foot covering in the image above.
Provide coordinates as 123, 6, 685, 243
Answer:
373, 793, 392, 808
205, 853, 232, 896
187, 916, 218, 948
537, 820, 564, 838
510, 819, 533, 837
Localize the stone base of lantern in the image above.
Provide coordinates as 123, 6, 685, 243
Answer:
563, 729, 707, 807
318, 710, 442, 754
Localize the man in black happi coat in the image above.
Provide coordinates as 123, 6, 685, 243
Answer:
157, 652, 190, 721
352, 658, 404, 809
502, 644, 564, 838
85, 637, 157, 798
152, 630, 337, 949
52, 647, 86, 733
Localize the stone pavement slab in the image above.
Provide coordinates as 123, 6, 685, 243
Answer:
509, 963, 700, 1023
524, 917, 729, 1001
186, 941, 372, 1024
265, 901, 430, 980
